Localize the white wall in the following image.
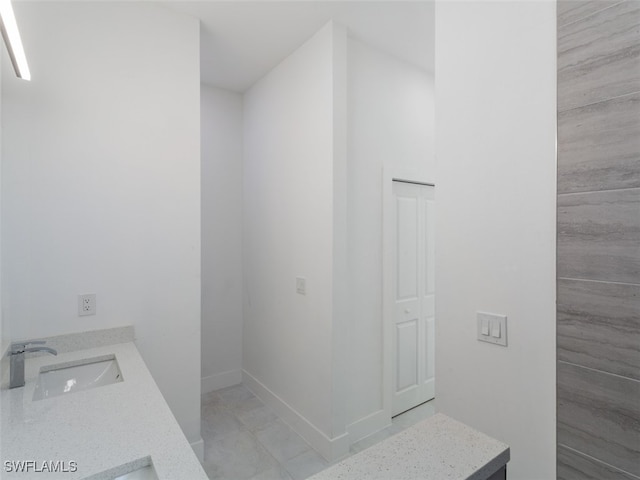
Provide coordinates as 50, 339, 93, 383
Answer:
1, 2, 202, 447
345, 38, 435, 432
434, 2, 556, 479
0, 50, 4, 358
0, 53, 5, 470
241, 27, 434, 456
201, 84, 244, 393
243, 21, 339, 445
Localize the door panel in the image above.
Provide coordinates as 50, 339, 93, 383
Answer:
392, 181, 435, 416
426, 317, 435, 380
425, 199, 436, 294
396, 319, 419, 391
396, 197, 419, 300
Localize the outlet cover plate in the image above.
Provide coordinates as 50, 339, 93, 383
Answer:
78, 294, 96, 316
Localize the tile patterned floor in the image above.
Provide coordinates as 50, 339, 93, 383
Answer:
201, 384, 436, 480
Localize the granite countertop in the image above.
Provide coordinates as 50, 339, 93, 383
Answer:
0, 339, 208, 479
310, 413, 510, 480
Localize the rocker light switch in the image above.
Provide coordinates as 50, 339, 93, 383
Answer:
491, 321, 501, 338
477, 312, 507, 347
481, 319, 490, 336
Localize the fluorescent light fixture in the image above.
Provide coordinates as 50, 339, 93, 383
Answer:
0, 0, 30, 80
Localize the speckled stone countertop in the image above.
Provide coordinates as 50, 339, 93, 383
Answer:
310, 413, 510, 480
1, 340, 208, 479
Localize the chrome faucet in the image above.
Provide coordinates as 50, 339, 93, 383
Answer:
9, 340, 57, 389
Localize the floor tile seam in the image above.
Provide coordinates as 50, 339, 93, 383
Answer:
281, 462, 296, 479
245, 420, 291, 475
281, 450, 329, 480
202, 424, 254, 448
253, 426, 316, 470
203, 423, 284, 480
231, 403, 272, 425
202, 401, 236, 411
250, 417, 289, 437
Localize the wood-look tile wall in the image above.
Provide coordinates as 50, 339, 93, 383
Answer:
557, 1, 640, 479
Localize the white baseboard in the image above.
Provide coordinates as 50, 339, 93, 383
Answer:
190, 437, 204, 464
346, 409, 391, 444
201, 369, 242, 394
242, 370, 350, 462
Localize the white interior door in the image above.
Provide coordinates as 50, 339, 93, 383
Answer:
391, 180, 435, 416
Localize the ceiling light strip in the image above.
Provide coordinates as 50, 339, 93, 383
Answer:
0, 0, 30, 81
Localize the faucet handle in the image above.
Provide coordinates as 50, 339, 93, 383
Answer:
10, 340, 46, 353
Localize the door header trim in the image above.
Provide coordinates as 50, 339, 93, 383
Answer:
392, 178, 435, 187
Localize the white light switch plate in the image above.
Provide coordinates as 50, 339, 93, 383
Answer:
477, 311, 507, 346
296, 277, 306, 295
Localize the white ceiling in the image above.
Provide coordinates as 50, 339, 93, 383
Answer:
164, 1, 435, 92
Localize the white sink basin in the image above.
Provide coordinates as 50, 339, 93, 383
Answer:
33, 356, 122, 401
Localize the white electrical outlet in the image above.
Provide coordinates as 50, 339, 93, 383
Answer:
78, 294, 96, 316
296, 277, 306, 295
